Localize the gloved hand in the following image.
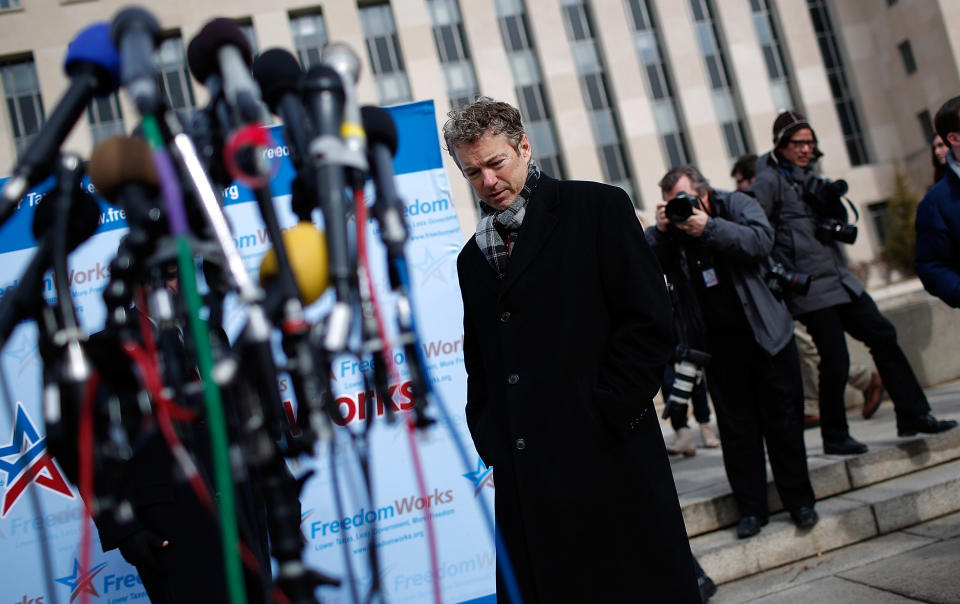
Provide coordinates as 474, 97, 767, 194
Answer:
118, 529, 169, 575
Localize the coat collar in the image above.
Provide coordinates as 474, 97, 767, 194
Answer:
498, 174, 560, 297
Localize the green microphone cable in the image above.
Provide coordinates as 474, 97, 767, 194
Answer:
141, 114, 248, 604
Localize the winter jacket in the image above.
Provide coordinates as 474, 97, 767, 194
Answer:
750, 152, 863, 316
646, 188, 795, 356
916, 153, 960, 307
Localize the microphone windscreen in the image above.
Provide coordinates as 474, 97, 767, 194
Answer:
252, 48, 302, 111
361, 106, 398, 156
187, 18, 253, 83
32, 187, 102, 252
88, 136, 158, 203
259, 222, 329, 305
109, 6, 160, 46
64, 22, 121, 94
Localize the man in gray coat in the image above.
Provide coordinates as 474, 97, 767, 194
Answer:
751, 110, 956, 455
647, 164, 817, 539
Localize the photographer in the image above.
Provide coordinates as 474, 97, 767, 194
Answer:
647, 165, 816, 539
751, 110, 957, 455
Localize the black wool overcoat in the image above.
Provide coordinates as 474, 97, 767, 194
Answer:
457, 175, 701, 603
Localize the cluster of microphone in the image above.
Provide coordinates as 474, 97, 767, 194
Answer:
0, 6, 439, 604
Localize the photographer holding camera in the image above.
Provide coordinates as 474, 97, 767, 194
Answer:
647, 165, 816, 539
751, 111, 957, 455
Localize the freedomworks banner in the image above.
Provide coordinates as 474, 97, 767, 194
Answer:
0, 101, 496, 604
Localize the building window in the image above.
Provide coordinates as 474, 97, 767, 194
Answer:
0, 0, 21, 8
560, 0, 638, 205
157, 35, 195, 113
494, 0, 565, 178
898, 40, 917, 75
623, 0, 692, 168
87, 92, 125, 145
426, 0, 479, 109
917, 110, 935, 144
0, 57, 45, 156
359, 3, 412, 106
289, 11, 328, 69
807, 0, 870, 166
869, 201, 889, 247
749, 0, 800, 112
689, 0, 750, 160
886, 0, 898, 6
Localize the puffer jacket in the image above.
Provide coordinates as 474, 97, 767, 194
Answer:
749, 152, 863, 316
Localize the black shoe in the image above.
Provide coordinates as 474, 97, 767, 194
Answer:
736, 515, 767, 539
823, 437, 868, 455
693, 557, 718, 602
897, 414, 959, 437
698, 574, 717, 602
790, 505, 819, 528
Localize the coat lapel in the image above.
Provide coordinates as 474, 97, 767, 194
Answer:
499, 175, 559, 297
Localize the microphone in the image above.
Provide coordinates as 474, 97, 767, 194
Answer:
0, 22, 120, 227
252, 48, 314, 175
252, 48, 318, 221
0, 165, 101, 345
88, 136, 162, 231
110, 6, 161, 114
300, 64, 351, 296
259, 222, 330, 306
321, 42, 367, 177
187, 18, 263, 125
361, 105, 407, 255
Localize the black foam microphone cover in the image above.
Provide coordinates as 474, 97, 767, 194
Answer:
186, 18, 253, 83
360, 105, 398, 156
252, 48, 302, 112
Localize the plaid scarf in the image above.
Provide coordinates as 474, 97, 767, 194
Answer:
474, 160, 540, 279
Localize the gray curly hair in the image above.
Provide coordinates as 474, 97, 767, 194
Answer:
442, 97, 527, 162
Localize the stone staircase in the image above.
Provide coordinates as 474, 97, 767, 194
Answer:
663, 380, 960, 585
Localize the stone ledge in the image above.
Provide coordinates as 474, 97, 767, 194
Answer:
840, 458, 960, 534
693, 497, 877, 585
693, 459, 960, 585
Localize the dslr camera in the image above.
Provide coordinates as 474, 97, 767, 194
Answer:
803, 176, 858, 244
765, 259, 811, 300
665, 191, 702, 224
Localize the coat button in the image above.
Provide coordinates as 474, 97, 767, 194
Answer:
499, 311, 511, 323
514, 438, 526, 450
507, 373, 519, 385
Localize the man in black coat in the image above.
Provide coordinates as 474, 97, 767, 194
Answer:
446, 97, 700, 603
751, 110, 956, 454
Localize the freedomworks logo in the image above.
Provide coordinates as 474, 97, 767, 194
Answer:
309, 488, 454, 539
56, 558, 145, 603
0, 404, 74, 517
462, 458, 494, 496
55, 559, 108, 603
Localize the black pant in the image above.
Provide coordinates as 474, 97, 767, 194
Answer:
708, 330, 814, 518
797, 292, 929, 442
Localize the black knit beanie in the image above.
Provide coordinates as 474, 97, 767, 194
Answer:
773, 110, 816, 149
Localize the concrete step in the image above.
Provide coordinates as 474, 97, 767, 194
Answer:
691, 457, 960, 585
678, 419, 960, 537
